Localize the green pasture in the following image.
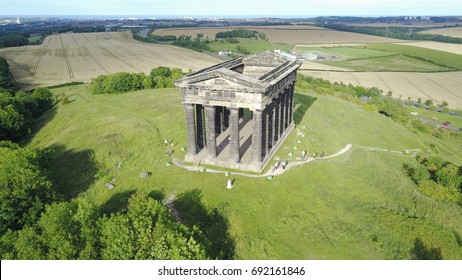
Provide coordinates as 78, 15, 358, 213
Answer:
208, 38, 293, 55
367, 43, 462, 70
296, 46, 391, 59
27, 84, 462, 259
320, 54, 453, 72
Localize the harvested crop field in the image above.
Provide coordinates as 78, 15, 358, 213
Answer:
420, 27, 462, 38
396, 41, 462, 55
0, 31, 221, 88
153, 25, 400, 44
300, 70, 462, 109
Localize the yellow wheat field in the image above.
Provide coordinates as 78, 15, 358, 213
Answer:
0, 31, 221, 89
153, 25, 400, 44
300, 70, 462, 109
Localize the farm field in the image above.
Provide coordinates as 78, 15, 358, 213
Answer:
420, 27, 462, 38
300, 70, 462, 109
397, 41, 462, 55
26, 84, 462, 259
153, 25, 401, 44
296, 46, 391, 59
207, 38, 293, 54
297, 43, 462, 108
0, 31, 221, 89
321, 54, 453, 72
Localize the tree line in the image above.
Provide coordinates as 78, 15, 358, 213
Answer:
0, 35, 30, 48
0, 87, 54, 141
89, 66, 183, 95
0, 57, 18, 92
215, 29, 259, 39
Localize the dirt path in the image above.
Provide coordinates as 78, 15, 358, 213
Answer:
172, 144, 353, 178
172, 144, 422, 178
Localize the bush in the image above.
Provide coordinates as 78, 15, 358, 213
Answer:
89, 67, 183, 94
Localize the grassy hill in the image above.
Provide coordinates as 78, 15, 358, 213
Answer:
26, 83, 462, 259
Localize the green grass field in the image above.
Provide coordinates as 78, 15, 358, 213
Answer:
208, 38, 293, 54
296, 46, 391, 59
27, 84, 462, 259
367, 43, 462, 70
321, 54, 453, 72
306, 43, 462, 72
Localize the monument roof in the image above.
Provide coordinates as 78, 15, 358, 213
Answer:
175, 51, 301, 89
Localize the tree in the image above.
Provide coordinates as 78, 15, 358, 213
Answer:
107, 72, 134, 93
258, 32, 267, 40
100, 193, 206, 260
196, 33, 204, 39
0, 105, 25, 139
424, 99, 433, 106
436, 163, 462, 189
150, 66, 172, 79
412, 164, 431, 185
0, 143, 57, 234
439, 100, 448, 107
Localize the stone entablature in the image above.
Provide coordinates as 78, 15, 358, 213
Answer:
175, 51, 301, 172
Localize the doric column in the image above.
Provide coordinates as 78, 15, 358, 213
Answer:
278, 93, 285, 137
267, 104, 273, 150
185, 104, 197, 156
261, 108, 267, 158
284, 89, 290, 129
196, 104, 205, 148
251, 109, 263, 164
205, 105, 217, 159
273, 98, 279, 143
229, 107, 240, 164
288, 84, 294, 125
264, 105, 271, 156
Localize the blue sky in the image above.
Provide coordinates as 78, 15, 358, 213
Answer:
1, 0, 461, 16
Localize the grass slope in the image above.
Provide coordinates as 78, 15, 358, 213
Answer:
28, 84, 462, 259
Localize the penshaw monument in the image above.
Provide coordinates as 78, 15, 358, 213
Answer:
175, 51, 301, 172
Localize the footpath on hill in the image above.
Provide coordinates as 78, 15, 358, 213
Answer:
172, 144, 421, 179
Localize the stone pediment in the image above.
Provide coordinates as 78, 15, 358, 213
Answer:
178, 68, 267, 90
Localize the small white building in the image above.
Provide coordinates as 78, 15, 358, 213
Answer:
303, 52, 318, 60
219, 50, 232, 56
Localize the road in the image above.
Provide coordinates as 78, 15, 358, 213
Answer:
416, 116, 460, 131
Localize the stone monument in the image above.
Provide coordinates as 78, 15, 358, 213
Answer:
175, 51, 301, 172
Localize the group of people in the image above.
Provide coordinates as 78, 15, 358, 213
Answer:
164, 139, 174, 157
273, 160, 288, 172
301, 150, 324, 159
